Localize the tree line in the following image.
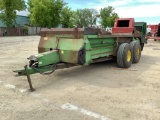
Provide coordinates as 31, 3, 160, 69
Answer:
0, 0, 119, 28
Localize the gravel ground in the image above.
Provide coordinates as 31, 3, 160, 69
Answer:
0, 36, 160, 120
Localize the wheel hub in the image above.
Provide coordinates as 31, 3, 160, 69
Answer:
136, 48, 140, 56
127, 50, 131, 62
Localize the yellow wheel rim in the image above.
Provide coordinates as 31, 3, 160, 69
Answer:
127, 50, 131, 62
136, 48, 140, 56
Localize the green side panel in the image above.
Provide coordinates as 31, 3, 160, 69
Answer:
59, 50, 79, 63
90, 46, 114, 59
89, 38, 115, 46
37, 50, 60, 67
39, 37, 59, 51
38, 34, 74, 53
87, 35, 98, 38
84, 39, 91, 50
84, 36, 115, 64
58, 38, 84, 50
88, 37, 115, 60
85, 51, 91, 65
58, 38, 84, 63
84, 39, 92, 64
84, 35, 98, 39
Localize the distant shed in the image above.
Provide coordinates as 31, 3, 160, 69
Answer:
0, 15, 29, 27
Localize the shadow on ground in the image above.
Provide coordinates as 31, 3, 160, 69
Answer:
35, 54, 159, 91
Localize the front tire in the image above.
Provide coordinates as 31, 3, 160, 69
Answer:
117, 43, 132, 68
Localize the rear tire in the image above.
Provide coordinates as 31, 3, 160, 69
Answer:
130, 41, 141, 63
117, 43, 132, 68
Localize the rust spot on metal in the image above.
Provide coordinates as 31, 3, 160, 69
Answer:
38, 28, 84, 53
98, 34, 133, 38
116, 37, 132, 43
39, 28, 84, 39
74, 27, 78, 39
84, 28, 101, 35
59, 50, 79, 63
44, 37, 48, 41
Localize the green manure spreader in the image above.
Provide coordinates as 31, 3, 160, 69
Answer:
14, 18, 147, 91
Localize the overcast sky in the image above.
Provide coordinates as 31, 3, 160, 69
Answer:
18, 0, 160, 24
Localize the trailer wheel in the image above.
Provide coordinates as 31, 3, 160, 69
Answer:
117, 43, 132, 68
130, 41, 141, 63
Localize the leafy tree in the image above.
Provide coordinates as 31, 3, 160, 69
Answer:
0, 0, 26, 27
28, 0, 66, 27
100, 6, 119, 27
75, 8, 99, 28
89, 9, 99, 27
61, 7, 75, 28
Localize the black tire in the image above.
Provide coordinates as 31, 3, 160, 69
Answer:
78, 47, 85, 65
130, 41, 141, 63
117, 43, 132, 68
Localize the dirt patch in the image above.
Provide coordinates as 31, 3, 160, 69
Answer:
0, 36, 160, 120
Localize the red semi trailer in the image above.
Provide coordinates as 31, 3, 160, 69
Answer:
147, 23, 160, 41
147, 24, 158, 35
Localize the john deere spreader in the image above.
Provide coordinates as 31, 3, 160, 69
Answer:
14, 18, 147, 91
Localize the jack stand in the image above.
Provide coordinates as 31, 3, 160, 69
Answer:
24, 65, 35, 92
